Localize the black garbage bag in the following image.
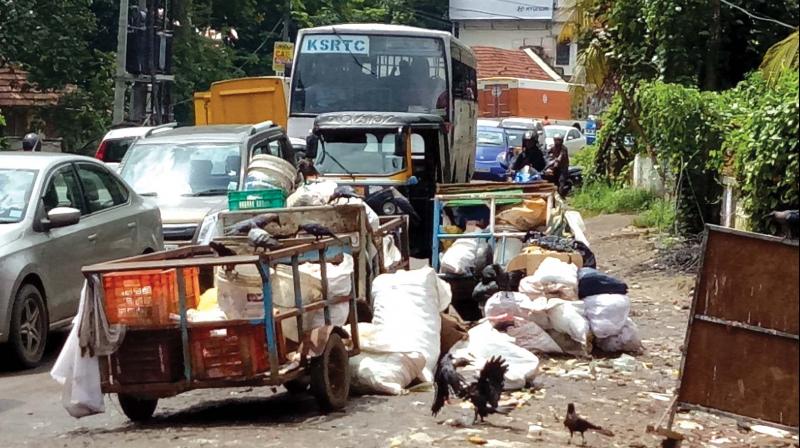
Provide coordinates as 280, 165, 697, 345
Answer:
578, 268, 628, 298
572, 241, 597, 269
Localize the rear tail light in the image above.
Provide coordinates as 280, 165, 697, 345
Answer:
95, 141, 109, 161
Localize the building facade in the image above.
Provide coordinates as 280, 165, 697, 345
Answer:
449, 0, 577, 79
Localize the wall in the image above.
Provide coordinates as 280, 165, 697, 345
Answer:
479, 85, 571, 119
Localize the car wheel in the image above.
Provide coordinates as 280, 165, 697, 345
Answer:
8, 284, 48, 368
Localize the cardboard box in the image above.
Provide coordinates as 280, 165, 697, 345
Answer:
506, 251, 583, 275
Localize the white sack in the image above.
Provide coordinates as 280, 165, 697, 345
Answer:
50, 283, 104, 418
583, 294, 631, 338
449, 321, 540, 390
440, 237, 479, 275
371, 267, 452, 382
484, 292, 552, 330
348, 323, 426, 395
286, 180, 338, 207
298, 253, 354, 297
595, 318, 643, 353
547, 301, 591, 348
382, 235, 403, 269
278, 302, 350, 342
531, 257, 578, 287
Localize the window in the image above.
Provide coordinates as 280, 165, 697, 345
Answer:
567, 129, 582, 140
42, 166, 82, 214
77, 164, 129, 214
556, 43, 571, 66
452, 59, 477, 101
252, 138, 285, 159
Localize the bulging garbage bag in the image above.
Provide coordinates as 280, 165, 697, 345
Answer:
595, 318, 643, 353
578, 268, 628, 298
582, 293, 630, 339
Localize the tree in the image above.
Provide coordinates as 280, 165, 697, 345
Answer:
760, 30, 799, 85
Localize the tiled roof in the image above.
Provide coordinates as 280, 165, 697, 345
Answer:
472, 46, 555, 81
0, 67, 62, 107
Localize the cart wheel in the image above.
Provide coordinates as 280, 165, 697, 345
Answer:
310, 333, 350, 411
284, 378, 310, 394
118, 394, 158, 422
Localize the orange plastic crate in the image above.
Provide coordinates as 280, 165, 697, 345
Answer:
189, 322, 273, 380
102, 268, 200, 325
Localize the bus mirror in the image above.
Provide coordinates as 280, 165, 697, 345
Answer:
305, 135, 319, 158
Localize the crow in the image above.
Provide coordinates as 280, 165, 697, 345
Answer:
297, 159, 319, 179
328, 185, 362, 204
225, 213, 280, 236
248, 228, 282, 252
431, 353, 471, 417
463, 356, 510, 423
209, 241, 237, 257
564, 403, 614, 445
766, 209, 799, 239
299, 223, 343, 243
388, 187, 421, 222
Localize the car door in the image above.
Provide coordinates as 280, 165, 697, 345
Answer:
566, 129, 585, 155
74, 163, 140, 264
35, 163, 93, 323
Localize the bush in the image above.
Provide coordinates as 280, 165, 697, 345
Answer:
570, 182, 657, 215
633, 198, 676, 232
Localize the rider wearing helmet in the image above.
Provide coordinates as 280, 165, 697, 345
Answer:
21, 133, 42, 152
543, 133, 570, 196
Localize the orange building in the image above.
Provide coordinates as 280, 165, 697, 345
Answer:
472, 46, 573, 120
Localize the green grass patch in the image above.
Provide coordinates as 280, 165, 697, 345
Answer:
570, 182, 657, 215
633, 198, 676, 232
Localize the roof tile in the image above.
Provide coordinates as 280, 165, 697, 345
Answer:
472, 46, 555, 81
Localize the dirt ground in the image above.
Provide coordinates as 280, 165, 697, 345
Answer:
0, 213, 797, 448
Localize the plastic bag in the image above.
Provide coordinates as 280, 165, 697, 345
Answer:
595, 318, 643, 353
286, 180, 338, 207
50, 282, 104, 418
582, 294, 630, 338
298, 253, 354, 297
547, 301, 591, 348
449, 321, 540, 390
503, 318, 563, 354
349, 323, 426, 395
440, 236, 485, 275
371, 267, 452, 382
519, 257, 579, 300
578, 268, 628, 298
382, 235, 402, 270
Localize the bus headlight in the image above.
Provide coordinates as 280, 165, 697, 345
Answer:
382, 201, 398, 215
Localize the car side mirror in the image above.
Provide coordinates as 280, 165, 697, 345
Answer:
305, 134, 319, 159
42, 207, 81, 230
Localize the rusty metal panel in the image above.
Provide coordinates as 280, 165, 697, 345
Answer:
677, 225, 800, 430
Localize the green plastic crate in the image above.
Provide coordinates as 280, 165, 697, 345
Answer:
228, 189, 286, 211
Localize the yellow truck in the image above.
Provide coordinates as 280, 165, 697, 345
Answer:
194, 77, 290, 128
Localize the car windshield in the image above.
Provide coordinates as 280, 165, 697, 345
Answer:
315, 130, 406, 176
0, 169, 37, 223
477, 130, 505, 147
292, 34, 447, 115
120, 142, 241, 197
504, 129, 528, 148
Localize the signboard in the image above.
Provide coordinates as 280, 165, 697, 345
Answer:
300, 34, 370, 54
272, 62, 285, 75
449, 0, 553, 20
273, 41, 294, 65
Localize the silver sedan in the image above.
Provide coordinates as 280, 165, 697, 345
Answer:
0, 153, 163, 368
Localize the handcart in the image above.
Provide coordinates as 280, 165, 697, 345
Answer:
82, 236, 361, 422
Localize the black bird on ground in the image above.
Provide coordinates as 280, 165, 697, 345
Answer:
564, 403, 614, 445
248, 228, 282, 252
225, 213, 280, 236
299, 223, 342, 243
463, 356, 511, 423
431, 353, 472, 416
766, 209, 799, 239
328, 185, 363, 204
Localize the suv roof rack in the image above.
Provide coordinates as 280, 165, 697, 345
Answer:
144, 122, 177, 138
250, 120, 275, 135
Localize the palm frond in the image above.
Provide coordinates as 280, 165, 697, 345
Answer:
760, 30, 799, 85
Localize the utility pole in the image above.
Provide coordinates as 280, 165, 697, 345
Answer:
283, 0, 291, 41
113, 0, 130, 125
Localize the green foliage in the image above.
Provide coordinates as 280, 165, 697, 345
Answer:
571, 144, 598, 178
760, 30, 799, 87
593, 93, 636, 180
723, 71, 799, 233
570, 181, 657, 215
633, 198, 676, 232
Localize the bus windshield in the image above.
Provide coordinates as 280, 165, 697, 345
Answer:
292, 34, 447, 116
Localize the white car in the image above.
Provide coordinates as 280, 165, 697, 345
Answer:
544, 125, 586, 155
94, 124, 176, 171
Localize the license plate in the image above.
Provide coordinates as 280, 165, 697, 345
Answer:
474, 167, 490, 172
165, 244, 179, 251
